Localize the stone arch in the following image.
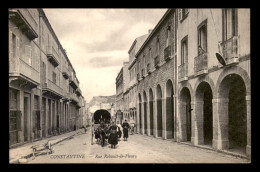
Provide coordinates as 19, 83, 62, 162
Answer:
179, 86, 192, 142
194, 81, 213, 146
194, 75, 216, 99
156, 84, 163, 137
149, 88, 154, 136
216, 66, 250, 97
214, 67, 249, 154
165, 79, 175, 139
178, 81, 194, 102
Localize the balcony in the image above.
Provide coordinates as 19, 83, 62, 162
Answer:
141, 69, 145, 78
62, 91, 70, 102
70, 92, 79, 103
194, 52, 208, 76
154, 56, 160, 69
76, 88, 82, 96
220, 36, 240, 65
47, 46, 59, 67
62, 66, 70, 79
9, 56, 40, 89
42, 79, 63, 99
69, 76, 79, 89
147, 63, 151, 74
9, 9, 38, 40
178, 63, 188, 82
164, 46, 172, 61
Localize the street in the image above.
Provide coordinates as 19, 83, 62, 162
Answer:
28, 129, 250, 163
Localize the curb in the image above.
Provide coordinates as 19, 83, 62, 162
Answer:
9, 133, 78, 164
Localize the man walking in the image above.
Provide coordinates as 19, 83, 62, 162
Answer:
122, 120, 130, 141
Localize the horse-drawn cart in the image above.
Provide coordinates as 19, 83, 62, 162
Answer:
91, 109, 111, 147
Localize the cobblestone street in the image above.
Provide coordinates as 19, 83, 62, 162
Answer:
28, 129, 250, 163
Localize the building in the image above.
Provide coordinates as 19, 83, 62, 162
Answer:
115, 66, 124, 124
115, 8, 250, 158
9, 8, 86, 147
135, 9, 178, 139
127, 33, 149, 130
176, 8, 250, 157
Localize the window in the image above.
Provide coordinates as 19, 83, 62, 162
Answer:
198, 21, 207, 54
179, 8, 189, 21
52, 72, 56, 84
223, 8, 237, 41
25, 45, 32, 66
156, 39, 160, 56
143, 53, 145, 68
166, 26, 171, 47
181, 36, 188, 64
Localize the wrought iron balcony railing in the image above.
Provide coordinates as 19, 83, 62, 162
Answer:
219, 36, 240, 65
194, 52, 208, 76
47, 46, 59, 67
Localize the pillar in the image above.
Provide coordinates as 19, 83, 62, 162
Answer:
191, 100, 203, 145
246, 95, 251, 158
212, 98, 229, 150
39, 94, 43, 138
137, 102, 140, 134
30, 93, 34, 142
141, 101, 144, 134
153, 99, 158, 137
147, 100, 151, 136
17, 90, 24, 143
162, 98, 167, 140
178, 100, 186, 142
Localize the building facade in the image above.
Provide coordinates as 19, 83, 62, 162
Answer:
116, 8, 250, 158
176, 8, 250, 157
115, 67, 124, 124
9, 8, 86, 147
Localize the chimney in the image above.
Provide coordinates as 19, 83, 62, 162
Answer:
148, 29, 153, 34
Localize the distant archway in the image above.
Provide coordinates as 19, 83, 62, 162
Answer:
93, 109, 111, 124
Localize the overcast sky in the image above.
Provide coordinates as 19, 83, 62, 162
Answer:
43, 8, 167, 103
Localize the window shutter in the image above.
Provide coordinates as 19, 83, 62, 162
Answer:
17, 111, 22, 131
9, 31, 13, 59
178, 9, 182, 21
25, 45, 32, 65
16, 37, 20, 59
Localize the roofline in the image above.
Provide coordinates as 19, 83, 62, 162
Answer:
39, 9, 77, 74
135, 9, 175, 58
128, 39, 137, 54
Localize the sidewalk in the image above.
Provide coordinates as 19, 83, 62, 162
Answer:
9, 129, 86, 164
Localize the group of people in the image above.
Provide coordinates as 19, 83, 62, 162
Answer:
94, 120, 130, 149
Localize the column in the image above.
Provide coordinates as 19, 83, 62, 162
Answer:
50, 99, 53, 135
30, 93, 34, 142
45, 98, 48, 137
136, 102, 140, 134
39, 94, 43, 138
147, 101, 151, 136
191, 100, 204, 145
141, 101, 145, 134
212, 98, 229, 150
17, 90, 24, 143
153, 100, 157, 137
162, 98, 167, 140
246, 95, 251, 158
178, 100, 186, 142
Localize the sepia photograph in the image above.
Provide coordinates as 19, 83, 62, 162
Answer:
8, 8, 251, 164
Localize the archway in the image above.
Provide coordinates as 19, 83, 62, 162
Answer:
138, 93, 142, 133
180, 87, 192, 142
166, 80, 174, 139
195, 81, 213, 146
93, 109, 111, 124
218, 74, 247, 154
156, 85, 163, 137
143, 91, 148, 135
149, 88, 154, 136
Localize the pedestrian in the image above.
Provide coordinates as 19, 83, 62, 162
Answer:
116, 121, 122, 141
122, 120, 130, 141
108, 121, 118, 149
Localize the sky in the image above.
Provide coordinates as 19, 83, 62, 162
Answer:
43, 8, 168, 103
